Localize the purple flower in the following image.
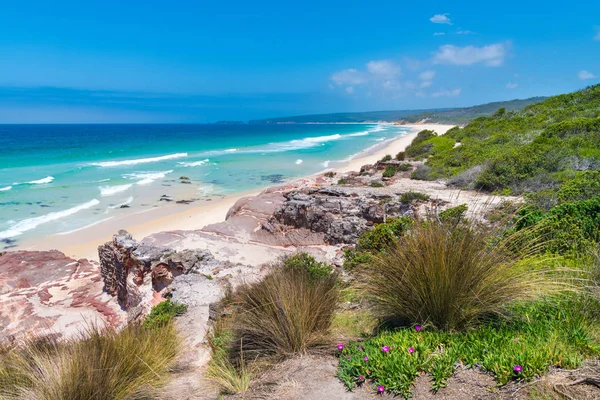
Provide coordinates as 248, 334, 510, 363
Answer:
358, 375, 364, 381
415, 325, 422, 332
381, 346, 390, 353
514, 365, 522, 373
408, 347, 415, 354
337, 343, 344, 351
364, 356, 369, 361
347, 356, 351, 360
377, 385, 385, 393
358, 346, 364, 351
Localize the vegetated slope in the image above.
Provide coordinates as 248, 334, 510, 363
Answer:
412, 84, 600, 198
248, 97, 544, 124
399, 97, 547, 125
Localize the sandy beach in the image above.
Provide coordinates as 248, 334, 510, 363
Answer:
23, 123, 454, 261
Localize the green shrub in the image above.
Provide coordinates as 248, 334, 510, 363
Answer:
343, 248, 374, 271
231, 264, 339, 358
144, 299, 188, 329
0, 323, 179, 399
405, 130, 455, 160
380, 155, 392, 162
410, 165, 432, 181
344, 217, 412, 271
439, 204, 468, 224
356, 217, 412, 253
395, 151, 405, 161
282, 252, 333, 281
514, 196, 600, 253
399, 191, 430, 204
324, 171, 336, 178
355, 220, 561, 330
337, 296, 600, 396
370, 181, 384, 188
337, 178, 349, 185
557, 171, 600, 203
382, 165, 397, 178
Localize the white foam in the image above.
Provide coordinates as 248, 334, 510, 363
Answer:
0, 199, 101, 239
322, 160, 331, 168
27, 176, 54, 185
123, 170, 173, 185
348, 131, 370, 137
295, 159, 303, 165
225, 148, 238, 152
57, 216, 115, 235
292, 134, 342, 144
178, 159, 210, 167
0, 186, 11, 192
108, 196, 134, 209
99, 184, 132, 196
88, 153, 187, 167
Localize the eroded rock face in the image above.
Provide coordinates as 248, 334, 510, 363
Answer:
97, 230, 257, 325
272, 187, 412, 244
0, 250, 125, 341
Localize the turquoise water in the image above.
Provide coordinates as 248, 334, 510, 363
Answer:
0, 123, 409, 246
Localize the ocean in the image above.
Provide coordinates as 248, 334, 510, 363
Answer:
0, 123, 410, 246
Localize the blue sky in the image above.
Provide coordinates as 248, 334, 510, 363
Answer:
0, 1, 599, 123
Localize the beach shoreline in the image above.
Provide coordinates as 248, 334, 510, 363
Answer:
21, 123, 454, 261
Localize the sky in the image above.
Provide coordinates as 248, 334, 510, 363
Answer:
0, 1, 599, 123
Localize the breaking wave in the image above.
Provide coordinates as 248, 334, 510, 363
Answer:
0, 199, 100, 239
99, 184, 133, 196
88, 153, 187, 167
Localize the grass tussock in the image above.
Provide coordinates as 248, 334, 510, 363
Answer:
356, 220, 564, 330
206, 322, 252, 395
0, 323, 179, 400
232, 264, 339, 358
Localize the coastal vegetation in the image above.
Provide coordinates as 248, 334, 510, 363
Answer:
0, 322, 180, 399
407, 84, 600, 198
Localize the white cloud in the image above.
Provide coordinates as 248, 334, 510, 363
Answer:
433, 43, 507, 67
595, 26, 600, 41
331, 60, 403, 95
331, 69, 366, 86
430, 14, 452, 25
506, 83, 518, 89
578, 70, 597, 80
432, 88, 461, 97
418, 70, 435, 88
457, 30, 475, 35
367, 60, 401, 78
433, 32, 446, 36
419, 70, 436, 81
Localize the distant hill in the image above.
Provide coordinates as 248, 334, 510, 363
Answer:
398, 97, 547, 125
248, 108, 450, 124
248, 97, 546, 125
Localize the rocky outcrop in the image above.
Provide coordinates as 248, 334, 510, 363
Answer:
0, 250, 126, 341
272, 187, 412, 244
98, 230, 230, 319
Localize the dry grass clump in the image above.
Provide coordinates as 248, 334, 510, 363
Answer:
205, 257, 339, 394
356, 220, 561, 330
232, 265, 339, 358
0, 323, 179, 400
